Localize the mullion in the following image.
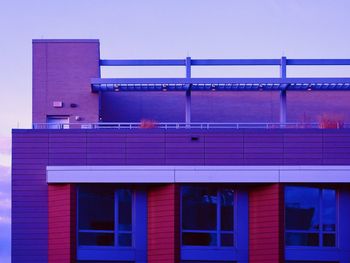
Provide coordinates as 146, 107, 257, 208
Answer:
319, 188, 323, 247
115, 190, 118, 247
217, 190, 221, 247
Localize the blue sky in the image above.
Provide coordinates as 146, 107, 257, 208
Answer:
1, 1, 350, 262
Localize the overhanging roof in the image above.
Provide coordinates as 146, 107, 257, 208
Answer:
91, 77, 350, 92
92, 58, 350, 92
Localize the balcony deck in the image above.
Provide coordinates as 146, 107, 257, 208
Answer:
32, 122, 348, 130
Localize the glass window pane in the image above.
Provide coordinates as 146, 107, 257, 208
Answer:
118, 233, 132, 247
323, 233, 336, 247
221, 233, 234, 247
285, 186, 320, 231
221, 190, 234, 231
79, 185, 115, 230
182, 232, 217, 246
118, 189, 132, 231
286, 232, 319, 246
79, 232, 114, 246
182, 186, 217, 230
322, 189, 336, 232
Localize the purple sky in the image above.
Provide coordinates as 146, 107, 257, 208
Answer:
1, 1, 350, 262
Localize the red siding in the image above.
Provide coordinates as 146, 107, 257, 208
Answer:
249, 184, 284, 263
148, 184, 180, 263
48, 184, 76, 263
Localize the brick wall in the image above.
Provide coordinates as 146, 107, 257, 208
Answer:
148, 184, 180, 263
32, 40, 100, 124
48, 184, 76, 263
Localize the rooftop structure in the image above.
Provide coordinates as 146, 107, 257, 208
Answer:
12, 39, 350, 263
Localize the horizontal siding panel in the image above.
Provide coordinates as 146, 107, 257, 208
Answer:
205, 159, 245, 165
165, 136, 203, 143
48, 159, 87, 165
165, 159, 205, 165
49, 153, 86, 159
87, 148, 126, 155
165, 142, 204, 148
87, 142, 126, 148
126, 147, 164, 154
126, 159, 166, 165
126, 143, 165, 150
87, 153, 125, 159
86, 136, 126, 143
284, 159, 323, 165
87, 159, 126, 165
12, 141, 48, 148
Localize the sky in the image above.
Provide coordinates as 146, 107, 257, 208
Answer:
1, 0, 350, 262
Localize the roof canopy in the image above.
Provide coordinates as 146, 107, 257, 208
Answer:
91, 58, 350, 92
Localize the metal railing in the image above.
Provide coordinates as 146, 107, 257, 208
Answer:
32, 122, 349, 130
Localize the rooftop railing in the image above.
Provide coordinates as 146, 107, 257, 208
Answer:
32, 122, 348, 130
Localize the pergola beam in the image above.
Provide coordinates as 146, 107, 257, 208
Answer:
185, 57, 192, 124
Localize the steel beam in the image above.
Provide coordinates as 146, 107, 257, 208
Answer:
100, 59, 185, 66
91, 77, 350, 85
186, 57, 192, 124
280, 57, 287, 126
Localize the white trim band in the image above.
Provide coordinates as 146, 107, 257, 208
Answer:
47, 165, 350, 183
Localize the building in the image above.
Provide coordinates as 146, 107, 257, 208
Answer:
11, 39, 350, 263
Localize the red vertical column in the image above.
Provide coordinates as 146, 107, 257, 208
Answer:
249, 183, 284, 263
48, 184, 76, 263
148, 184, 180, 263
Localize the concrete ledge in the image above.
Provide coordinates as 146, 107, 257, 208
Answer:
47, 165, 350, 183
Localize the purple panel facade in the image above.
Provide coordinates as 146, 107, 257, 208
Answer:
12, 128, 350, 263
12, 132, 49, 263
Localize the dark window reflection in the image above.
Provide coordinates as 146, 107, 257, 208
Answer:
181, 186, 234, 247
286, 233, 319, 246
79, 232, 114, 246
285, 186, 336, 247
78, 186, 133, 248
221, 233, 234, 246
182, 186, 217, 231
323, 233, 335, 247
322, 189, 336, 232
118, 233, 132, 247
221, 190, 234, 231
79, 185, 115, 230
118, 189, 132, 231
285, 186, 319, 231
182, 233, 217, 246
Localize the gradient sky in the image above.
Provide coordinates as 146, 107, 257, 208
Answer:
1, 1, 350, 262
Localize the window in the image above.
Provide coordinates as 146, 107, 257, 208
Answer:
285, 186, 337, 247
181, 186, 235, 247
46, 115, 69, 129
180, 185, 248, 262
77, 185, 147, 261
78, 186, 132, 247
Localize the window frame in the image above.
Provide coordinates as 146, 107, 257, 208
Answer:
76, 185, 147, 262
180, 184, 248, 262
284, 184, 349, 263
284, 185, 338, 249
